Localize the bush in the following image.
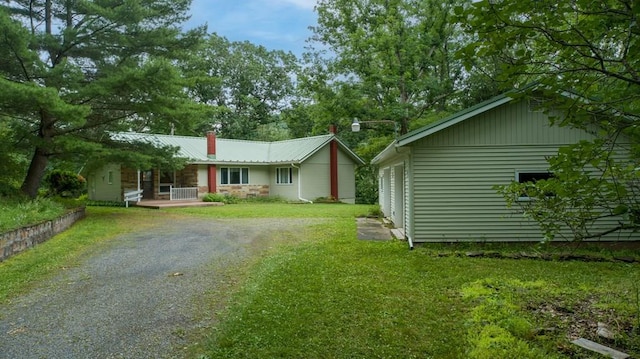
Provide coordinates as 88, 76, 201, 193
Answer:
45, 170, 86, 198
203, 193, 239, 204
313, 196, 344, 203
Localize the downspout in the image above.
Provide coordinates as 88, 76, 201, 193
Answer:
291, 163, 313, 203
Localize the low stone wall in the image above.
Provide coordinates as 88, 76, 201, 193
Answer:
0, 207, 86, 262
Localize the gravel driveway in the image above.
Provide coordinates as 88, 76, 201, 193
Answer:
0, 217, 314, 359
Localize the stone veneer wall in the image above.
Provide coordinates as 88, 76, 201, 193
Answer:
218, 185, 270, 198
0, 207, 86, 262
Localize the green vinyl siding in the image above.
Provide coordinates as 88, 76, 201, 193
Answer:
88, 163, 122, 202
411, 145, 558, 242
409, 100, 599, 242
425, 101, 588, 147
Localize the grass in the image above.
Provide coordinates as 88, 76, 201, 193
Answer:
0, 197, 67, 232
0, 202, 638, 358
186, 204, 640, 359
173, 202, 369, 219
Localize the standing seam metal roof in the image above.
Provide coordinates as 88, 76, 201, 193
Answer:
112, 132, 364, 165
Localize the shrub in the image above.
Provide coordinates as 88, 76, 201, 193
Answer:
45, 170, 86, 198
203, 193, 238, 204
313, 196, 344, 203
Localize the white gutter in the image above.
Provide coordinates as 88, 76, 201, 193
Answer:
291, 163, 313, 203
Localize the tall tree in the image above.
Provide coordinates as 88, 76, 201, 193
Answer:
0, 0, 208, 198
462, 0, 640, 240
307, 0, 469, 134
185, 34, 299, 140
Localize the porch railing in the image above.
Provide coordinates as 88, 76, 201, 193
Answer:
170, 186, 198, 201
124, 189, 143, 208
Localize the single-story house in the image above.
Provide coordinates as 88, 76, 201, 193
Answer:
372, 90, 637, 245
87, 129, 364, 204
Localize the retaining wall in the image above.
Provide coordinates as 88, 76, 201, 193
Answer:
0, 207, 86, 262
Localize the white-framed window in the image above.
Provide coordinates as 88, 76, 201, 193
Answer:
515, 170, 554, 201
159, 170, 175, 194
221, 167, 249, 184
276, 167, 293, 184
107, 171, 113, 185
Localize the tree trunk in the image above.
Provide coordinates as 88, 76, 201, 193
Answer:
21, 148, 50, 198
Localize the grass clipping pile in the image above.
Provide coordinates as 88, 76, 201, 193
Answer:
462, 278, 638, 358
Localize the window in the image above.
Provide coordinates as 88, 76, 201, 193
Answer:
276, 167, 293, 184
107, 171, 113, 185
516, 171, 554, 201
221, 167, 249, 184
159, 170, 175, 194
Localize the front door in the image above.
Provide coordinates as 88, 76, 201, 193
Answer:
141, 170, 154, 199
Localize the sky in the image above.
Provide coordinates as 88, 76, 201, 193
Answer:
185, 0, 319, 57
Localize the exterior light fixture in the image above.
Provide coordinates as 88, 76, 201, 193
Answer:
351, 118, 398, 138
351, 118, 361, 132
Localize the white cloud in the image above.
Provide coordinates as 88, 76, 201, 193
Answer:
274, 0, 317, 10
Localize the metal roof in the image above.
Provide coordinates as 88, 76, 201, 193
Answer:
112, 132, 364, 165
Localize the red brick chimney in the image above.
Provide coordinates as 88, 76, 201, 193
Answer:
207, 131, 217, 193
207, 131, 216, 159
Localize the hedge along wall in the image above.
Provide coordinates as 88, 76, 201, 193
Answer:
0, 207, 86, 262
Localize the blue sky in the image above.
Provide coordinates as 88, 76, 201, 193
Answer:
185, 0, 318, 57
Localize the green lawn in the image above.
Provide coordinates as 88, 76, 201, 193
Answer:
1, 203, 638, 358
185, 204, 640, 359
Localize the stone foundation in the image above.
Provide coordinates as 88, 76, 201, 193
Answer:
0, 207, 86, 262
218, 185, 270, 198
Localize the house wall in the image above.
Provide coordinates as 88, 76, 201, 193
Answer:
176, 165, 198, 188
409, 100, 609, 242
337, 149, 357, 204
217, 165, 271, 198
88, 164, 122, 201
197, 165, 209, 196
299, 146, 331, 201
269, 166, 300, 200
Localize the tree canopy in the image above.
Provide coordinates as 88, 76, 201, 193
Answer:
0, 0, 209, 198
462, 0, 640, 240
185, 34, 299, 140
306, 0, 470, 135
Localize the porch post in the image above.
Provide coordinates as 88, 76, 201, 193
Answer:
136, 170, 141, 201
208, 165, 217, 193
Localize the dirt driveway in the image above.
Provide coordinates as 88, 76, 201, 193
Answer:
0, 216, 315, 358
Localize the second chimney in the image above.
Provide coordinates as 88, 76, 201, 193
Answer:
207, 131, 216, 159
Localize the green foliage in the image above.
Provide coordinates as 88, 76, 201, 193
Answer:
462, 279, 559, 359
202, 193, 239, 204
367, 205, 383, 217
465, 0, 640, 242
0, 198, 66, 233
185, 34, 299, 140
44, 170, 86, 198
188, 205, 640, 358
0, 0, 209, 198
497, 139, 640, 241
1, 204, 639, 357
307, 0, 471, 135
